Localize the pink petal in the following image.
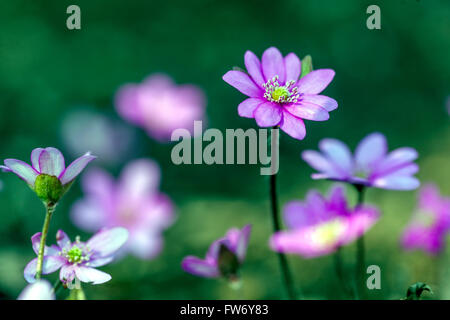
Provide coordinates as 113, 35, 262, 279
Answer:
284, 53, 301, 83
354, 133, 387, 173
319, 138, 353, 177
301, 94, 338, 112
237, 98, 264, 118
75, 266, 111, 285
279, 110, 306, 140
56, 230, 71, 250
223, 70, 262, 98
297, 69, 335, 94
235, 224, 252, 262
31, 232, 60, 256
262, 47, 286, 84
244, 50, 265, 87
3, 159, 38, 186
59, 153, 96, 185
38, 148, 65, 177
87, 227, 129, 257
301, 150, 344, 179
181, 256, 220, 278
254, 102, 282, 127
284, 102, 329, 121
24, 256, 65, 283
118, 159, 160, 201
30, 148, 44, 172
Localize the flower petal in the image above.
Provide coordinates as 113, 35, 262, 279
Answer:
254, 102, 282, 127
372, 175, 420, 190
38, 148, 65, 177
223, 70, 262, 98
60, 265, 76, 283
297, 69, 335, 94
181, 256, 220, 278
87, 256, 114, 268
262, 47, 286, 84
30, 148, 44, 172
319, 139, 353, 177
283, 201, 315, 229
284, 102, 329, 121
372, 147, 418, 177
301, 94, 338, 112
3, 159, 38, 186
238, 98, 264, 118
87, 227, 129, 258
355, 133, 387, 173
24, 256, 65, 283
284, 53, 301, 83
118, 159, 160, 201
75, 266, 111, 285
31, 232, 60, 256
235, 224, 252, 262
59, 153, 96, 185
56, 230, 71, 250
128, 231, 163, 259
279, 110, 306, 140
244, 50, 265, 87
18, 280, 55, 300
301, 150, 344, 179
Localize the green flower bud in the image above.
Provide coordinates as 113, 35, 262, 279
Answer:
405, 282, 433, 300
34, 174, 63, 205
218, 243, 240, 280
300, 55, 313, 78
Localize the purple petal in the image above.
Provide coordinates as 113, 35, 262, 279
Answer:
30, 148, 44, 172
238, 98, 264, 118
284, 53, 301, 83
261, 47, 286, 84
18, 280, 55, 300
223, 70, 262, 98
24, 256, 65, 283
87, 227, 129, 257
327, 185, 348, 214
59, 265, 76, 283
128, 231, 163, 260
372, 175, 420, 190
87, 256, 114, 268
279, 110, 306, 140
75, 266, 112, 284
297, 69, 335, 94
283, 201, 315, 229
342, 206, 379, 245
181, 256, 220, 278
70, 198, 107, 232
56, 230, 71, 250
3, 159, 38, 186
254, 102, 282, 127
31, 232, 60, 256
59, 152, 96, 185
301, 150, 344, 179
319, 139, 353, 177
355, 133, 387, 173
118, 159, 160, 201
284, 102, 329, 121
235, 225, 251, 262
372, 147, 418, 177
38, 147, 65, 177
244, 50, 265, 87
301, 94, 338, 112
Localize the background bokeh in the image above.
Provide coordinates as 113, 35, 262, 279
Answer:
0, 0, 449, 299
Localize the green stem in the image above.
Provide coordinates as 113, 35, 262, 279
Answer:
36, 204, 55, 280
334, 247, 352, 299
268, 127, 299, 300
354, 185, 366, 300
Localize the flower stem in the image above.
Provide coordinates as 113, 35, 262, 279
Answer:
36, 204, 55, 280
354, 185, 366, 300
268, 127, 299, 300
333, 247, 353, 299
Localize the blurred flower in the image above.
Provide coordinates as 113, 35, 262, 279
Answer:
115, 73, 206, 141
182, 225, 251, 279
18, 280, 55, 300
0, 147, 96, 205
24, 227, 128, 285
71, 159, 174, 259
223, 47, 337, 140
302, 132, 420, 190
270, 186, 379, 258
61, 108, 135, 166
401, 184, 450, 255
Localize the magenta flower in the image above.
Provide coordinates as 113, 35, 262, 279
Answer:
24, 227, 128, 285
270, 186, 379, 258
0, 147, 96, 204
223, 47, 337, 140
71, 159, 174, 259
401, 184, 450, 255
182, 225, 251, 279
18, 280, 55, 300
115, 73, 206, 141
302, 132, 420, 190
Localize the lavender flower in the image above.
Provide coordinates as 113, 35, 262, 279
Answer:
24, 227, 128, 285
401, 184, 450, 255
270, 186, 379, 258
0, 147, 96, 204
115, 73, 206, 141
302, 132, 420, 190
18, 280, 55, 300
182, 225, 251, 279
71, 159, 174, 259
223, 47, 337, 140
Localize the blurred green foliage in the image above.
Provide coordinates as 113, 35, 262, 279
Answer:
0, 0, 449, 300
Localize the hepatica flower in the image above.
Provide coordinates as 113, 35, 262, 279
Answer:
182, 225, 251, 279
18, 280, 55, 300
115, 73, 206, 141
71, 159, 174, 259
24, 228, 128, 285
302, 132, 420, 190
270, 186, 379, 258
0, 147, 96, 205
223, 47, 337, 140
401, 184, 450, 255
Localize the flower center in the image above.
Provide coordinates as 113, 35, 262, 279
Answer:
67, 246, 83, 263
312, 219, 346, 247
263, 76, 299, 104
61, 236, 91, 265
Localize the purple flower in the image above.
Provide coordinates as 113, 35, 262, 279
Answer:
401, 184, 450, 255
182, 225, 251, 279
18, 280, 55, 300
223, 47, 337, 140
302, 132, 420, 190
0, 147, 96, 204
270, 186, 379, 258
115, 73, 206, 141
24, 227, 128, 285
71, 159, 174, 260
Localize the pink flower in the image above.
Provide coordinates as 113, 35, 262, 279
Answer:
115, 73, 206, 141
182, 225, 251, 279
223, 47, 337, 140
270, 186, 379, 258
401, 184, 450, 255
24, 228, 128, 285
71, 159, 175, 259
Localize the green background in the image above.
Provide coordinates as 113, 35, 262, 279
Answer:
0, 0, 449, 299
